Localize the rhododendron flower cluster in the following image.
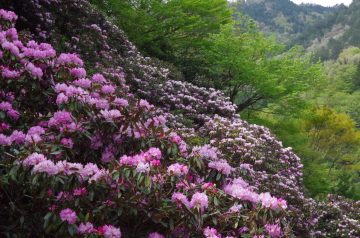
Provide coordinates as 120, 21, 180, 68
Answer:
189, 192, 209, 212
148, 232, 165, 238
203, 227, 221, 238
167, 163, 189, 176
0, 9, 17, 22
119, 147, 162, 169
60, 208, 77, 224
265, 224, 282, 237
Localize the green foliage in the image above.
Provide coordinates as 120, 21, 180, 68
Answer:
311, 47, 360, 127
234, 0, 336, 43
203, 20, 322, 112
305, 106, 360, 157
90, 0, 233, 82
248, 105, 360, 199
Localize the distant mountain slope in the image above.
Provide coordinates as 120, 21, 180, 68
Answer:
236, 0, 360, 61
296, 0, 360, 60
234, 0, 337, 43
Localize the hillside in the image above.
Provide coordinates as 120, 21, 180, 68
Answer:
296, 0, 360, 60
235, 0, 360, 60
0, 0, 359, 237
233, 0, 337, 43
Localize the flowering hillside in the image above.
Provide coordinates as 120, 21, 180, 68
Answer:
0, 1, 359, 238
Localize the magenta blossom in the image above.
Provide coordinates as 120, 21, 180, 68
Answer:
77, 222, 94, 234
98, 225, 121, 238
59, 208, 77, 224
148, 232, 165, 238
203, 227, 221, 238
265, 223, 281, 237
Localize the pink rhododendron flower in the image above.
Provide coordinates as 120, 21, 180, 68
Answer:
136, 162, 150, 173
26, 62, 43, 79
0, 133, 11, 145
239, 227, 249, 233
150, 159, 161, 167
92, 73, 106, 83
146, 147, 162, 160
228, 204, 243, 213
56, 161, 83, 175
169, 133, 182, 143
101, 85, 115, 94
101, 148, 115, 163
7, 109, 20, 120
73, 78, 92, 88
56, 93, 69, 105
0, 101, 12, 111
0, 9, 18, 22
98, 225, 121, 238
73, 187, 87, 196
113, 98, 129, 107
2, 68, 20, 78
208, 159, 233, 175
89, 169, 109, 182
70, 67, 86, 78
139, 99, 153, 110
5, 28, 18, 41
265, 223, 281, 237
277, 198, 288, 210
171, 192, 189, 208
0, 122, 10, 132
167, 163, 189, 176
148, 232, 165, 238
61, 138, 74, 148
27, 126, 45, 136
57, 53, 83, 66
10, 130, 26, 144
203, 227, 221, 238
100, 109, 121, 120
2, 41, 20, 57
259, 193, 287, 210
59, 208, 77, 224
223, 179, 259, 204
79, 163, 100, 178
23, 153, 47, 167
48, 111, 73, 127
202, 182, 215, 191
189, 192, 208, 211
32, 160, 59, 175
192, 145, 219, 160
77, 222, 94, 234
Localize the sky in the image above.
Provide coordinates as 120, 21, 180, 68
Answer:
291, 0, 352, 7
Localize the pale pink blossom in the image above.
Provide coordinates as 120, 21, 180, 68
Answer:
189, 192, 208, 211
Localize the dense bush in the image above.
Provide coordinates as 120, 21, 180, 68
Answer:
0, 9, 292, 237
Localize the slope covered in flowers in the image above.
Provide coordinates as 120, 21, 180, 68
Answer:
0, 1, 359, 237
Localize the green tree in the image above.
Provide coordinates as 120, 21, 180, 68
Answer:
91, 0, 233, 82
203, 21, 322, 112
304, 106, 360, 199
305, 106, 360, 167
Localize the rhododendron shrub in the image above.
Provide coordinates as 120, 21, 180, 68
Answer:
309, 195, 360, 237
0, 10, 292, 237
